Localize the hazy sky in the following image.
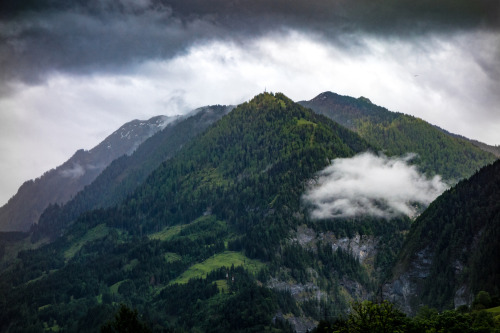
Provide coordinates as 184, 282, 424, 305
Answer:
1, 0, 499, 205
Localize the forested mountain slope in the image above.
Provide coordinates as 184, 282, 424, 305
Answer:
0, 93, 377, 332
0, 116, 174, 232
32, 105, 232, 240
383, 159, 500, 313
300, 92, 496, 181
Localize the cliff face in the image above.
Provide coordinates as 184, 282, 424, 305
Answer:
382, 246, 433, 314
270, 225, 381, 332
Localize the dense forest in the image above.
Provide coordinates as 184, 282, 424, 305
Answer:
0, 92, 498, 332
300, 91, 496, 181
312, 296, 500, 333
32, 106, 232, 241
385, 158, 500, 313
0, 93, 382, 331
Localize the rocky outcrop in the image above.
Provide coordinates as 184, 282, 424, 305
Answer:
277, 225, 380, 331
382, 246, 432, 314
292, 225, 378, 265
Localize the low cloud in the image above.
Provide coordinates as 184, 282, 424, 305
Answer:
60, 163, 85, 179
303, 152, 448, 219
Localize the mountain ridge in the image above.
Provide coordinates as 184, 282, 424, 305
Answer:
300, 91, 497, 181
0, 115, 176, 232
0, 92, 376, 332
32, 105, 233, 240
1, 91, 498, 332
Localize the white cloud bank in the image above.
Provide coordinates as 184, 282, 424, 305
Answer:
1, 30, 499, 206
303, 152, 448, 219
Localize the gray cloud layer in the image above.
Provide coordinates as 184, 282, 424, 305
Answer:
1, 0, 499, 89
303, 152, 448, 219
0, 0, 499, 205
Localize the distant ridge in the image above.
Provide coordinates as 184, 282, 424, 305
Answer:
300, 91, 497, 181
33, 105, 233, 239
0, 115, 175, 232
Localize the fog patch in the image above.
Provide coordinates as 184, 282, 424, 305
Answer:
303, 152, 448, 219
60, 163, 85, 179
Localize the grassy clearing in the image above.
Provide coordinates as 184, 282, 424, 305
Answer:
64, 224, 109, 260
486, 305, 500, 315
38, 304, 51, 311
165, 252, 182, 263
110, 280, 126, 295
169, 251, 265, 285
149, 225, 183, 241
297, 118, 317, 127
122, 259, 139, 272
215, 279, 229, 293
26, 269, 58, 285
149, 215, 223, 241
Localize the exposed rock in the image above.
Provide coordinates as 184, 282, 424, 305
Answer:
382, 246, 432, 314
286, 316, 318, 333
328, 234, 377, 264
292, 225, 378, 265
454, 285, 469, 308
273, 312, 317, 333
267, 277, 326, 302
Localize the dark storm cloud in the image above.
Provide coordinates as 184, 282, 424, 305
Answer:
1, 0, 499, 88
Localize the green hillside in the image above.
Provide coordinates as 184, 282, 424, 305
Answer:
0, 93, 377, 332
384, 159, 500, 312
5, 92, 496, 331
32, 106, 231, 241
300, 91, 496, 181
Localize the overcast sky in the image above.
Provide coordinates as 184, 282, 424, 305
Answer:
0, 0, 499, 205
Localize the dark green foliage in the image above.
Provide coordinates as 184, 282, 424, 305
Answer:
317, 244, 371, 287
101, 304, 151, 333
474, 291, 493, 310
32, 106, 231, 240
301, 91, 496, 181
79, 92, 370, 260
0, 93, 372, 331
312, 301, 500, 333
311, 301, 407, 333
392, 159, 500, 310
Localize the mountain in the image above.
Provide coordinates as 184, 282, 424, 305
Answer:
2, 92, 497, 332
383, 159, 500, 313
439, 128, 500, 158
300, 92, 497, 182
32, 105, 233, 240
0, 115, 176, 232
0, 93, 380, 332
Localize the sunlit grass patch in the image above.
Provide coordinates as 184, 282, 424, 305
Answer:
169, 251, 265, 285
64, 224, 109, 260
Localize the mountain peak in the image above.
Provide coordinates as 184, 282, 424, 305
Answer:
0, 114, 175, 232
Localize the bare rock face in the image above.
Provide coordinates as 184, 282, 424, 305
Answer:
329, 233, 378, 265
277, 225, 380, 331
291, 225, 378, 265
382, 246, 432, 314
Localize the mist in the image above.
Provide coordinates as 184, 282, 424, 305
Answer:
303, 152, 448, 219
60, 163, 85, 179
